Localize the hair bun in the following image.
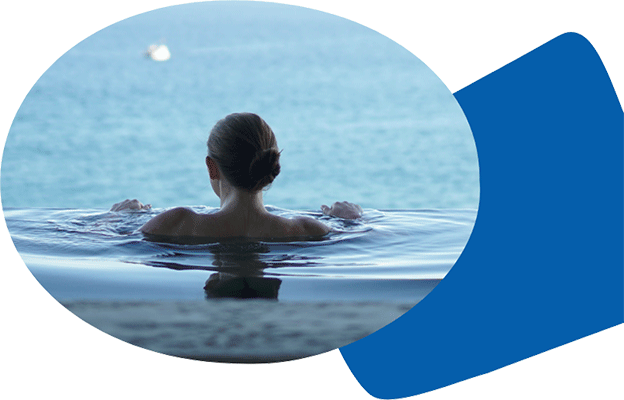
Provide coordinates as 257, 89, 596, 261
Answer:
208, 113, 281, 192
248, 148, 281, 191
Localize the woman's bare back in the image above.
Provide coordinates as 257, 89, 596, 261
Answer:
139, 207, 330, 239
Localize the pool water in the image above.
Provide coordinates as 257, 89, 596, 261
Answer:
6, 206, 476, 303
5, 206, 476, 361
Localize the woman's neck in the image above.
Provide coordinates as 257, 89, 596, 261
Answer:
218, 181, 266, 215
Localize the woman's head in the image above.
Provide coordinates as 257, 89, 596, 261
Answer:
207, 113, 281, 192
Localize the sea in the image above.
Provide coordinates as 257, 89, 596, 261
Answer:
1, 1, 479, 211
1, 1, 479, 359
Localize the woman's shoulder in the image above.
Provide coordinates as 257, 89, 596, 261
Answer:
140, 207, 329, 239
284, 215, 330, 237
140, 207, 199, 236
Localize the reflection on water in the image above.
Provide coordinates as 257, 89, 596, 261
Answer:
204, 274, 282, 299
204, 243, 280, 299
144, 241, 284, 299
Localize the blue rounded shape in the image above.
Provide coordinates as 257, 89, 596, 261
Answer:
340, 32, 624, 399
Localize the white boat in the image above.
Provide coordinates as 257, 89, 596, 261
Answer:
145, 44, 171, 61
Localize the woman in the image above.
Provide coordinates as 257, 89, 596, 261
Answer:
111, 112, 362, 239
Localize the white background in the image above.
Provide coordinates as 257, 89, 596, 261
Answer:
1, 1, 622, 399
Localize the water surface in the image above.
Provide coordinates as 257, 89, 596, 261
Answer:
6, 206, 476, 303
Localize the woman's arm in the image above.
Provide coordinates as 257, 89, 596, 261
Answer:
110, 199, 192, 236
110, 199, 151, 212
321, 201, 363, 219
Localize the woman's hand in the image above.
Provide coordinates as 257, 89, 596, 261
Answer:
321, 201, 363, 220
110, 199, 151, 212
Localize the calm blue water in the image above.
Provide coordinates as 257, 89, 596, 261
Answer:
1, 1, 478, 211
5, 206, 476, 302
1, 2, 478, 305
